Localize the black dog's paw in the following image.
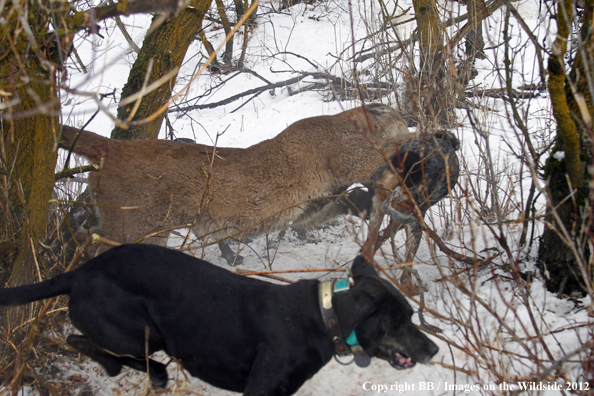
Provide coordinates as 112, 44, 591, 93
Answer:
102, 362, 124, 377
66, 334, 85, 346
149, 364, 169, 389
150, 375, 168, 389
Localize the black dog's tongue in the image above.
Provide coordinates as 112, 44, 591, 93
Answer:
389, 351, 416, 369
354, 352, 371, 367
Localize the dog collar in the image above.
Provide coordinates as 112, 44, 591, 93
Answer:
318, 278, 371, 367
319, 280, 352, 357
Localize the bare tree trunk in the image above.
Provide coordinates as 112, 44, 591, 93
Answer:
199, 28, 222, 71
1, 113, 58, 290
465, 0, 485, 60
409, 0, 457, 128
215, 0, 234, 64
112, 0, 213, 140
413, 0, 443, 72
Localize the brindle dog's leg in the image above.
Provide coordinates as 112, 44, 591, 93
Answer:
218, 240, 245, 266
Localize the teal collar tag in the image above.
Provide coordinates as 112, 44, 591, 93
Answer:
334, 279, 350, 293
347, 331, 371, 367
346, 331, 359, 346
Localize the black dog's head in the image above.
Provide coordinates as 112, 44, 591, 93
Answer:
344, 256, 439, 369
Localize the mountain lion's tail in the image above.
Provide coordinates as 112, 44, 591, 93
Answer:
59, 125, 111, 161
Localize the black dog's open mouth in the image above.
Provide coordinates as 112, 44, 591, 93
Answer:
389, 351, 416, 369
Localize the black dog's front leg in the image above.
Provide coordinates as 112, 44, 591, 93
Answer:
243, 348, 323, 396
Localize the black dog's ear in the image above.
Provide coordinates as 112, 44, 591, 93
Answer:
351, 256, 379, 279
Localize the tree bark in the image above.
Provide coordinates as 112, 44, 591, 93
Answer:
215, 0, 234, 64
538, 0, 593, 296
409, 0, 456, 128
465, 0, 485, 59
548, 0, 583, 188
412, 0, 443, 72
0, 2, 60, 386
111, 0, 213, 140
0, 0, 59, 296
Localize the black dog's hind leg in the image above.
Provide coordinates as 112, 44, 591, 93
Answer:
67, 335, 169, 389
67, 335, 123, 376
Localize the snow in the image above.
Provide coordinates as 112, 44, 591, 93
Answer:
45, 0, 594, 395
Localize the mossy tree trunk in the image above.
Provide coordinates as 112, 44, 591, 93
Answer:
0, 3, 60, 289
1, 94, 59, 291
0, 1, 61, 385
111, 0, 213, 140
1, 68, 59, 300
538, 0, 593, 296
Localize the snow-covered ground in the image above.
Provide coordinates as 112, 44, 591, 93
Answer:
32, 0, 594, 394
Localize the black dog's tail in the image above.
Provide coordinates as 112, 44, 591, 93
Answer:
0, 272, 76, 306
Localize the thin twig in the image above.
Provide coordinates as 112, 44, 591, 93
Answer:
110, 0, 141, 53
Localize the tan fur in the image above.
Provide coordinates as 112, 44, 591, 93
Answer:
60, 104, 409, 247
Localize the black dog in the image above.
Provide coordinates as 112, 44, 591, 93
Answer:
0, 244, 438, 395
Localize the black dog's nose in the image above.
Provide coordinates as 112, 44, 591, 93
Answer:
412, 335, 440, 364
428, 340, 439, 358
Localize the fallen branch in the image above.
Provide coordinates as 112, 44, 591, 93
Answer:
169, 71, 392, 113
170, 74, 306, 112
465, 86, 544, 101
